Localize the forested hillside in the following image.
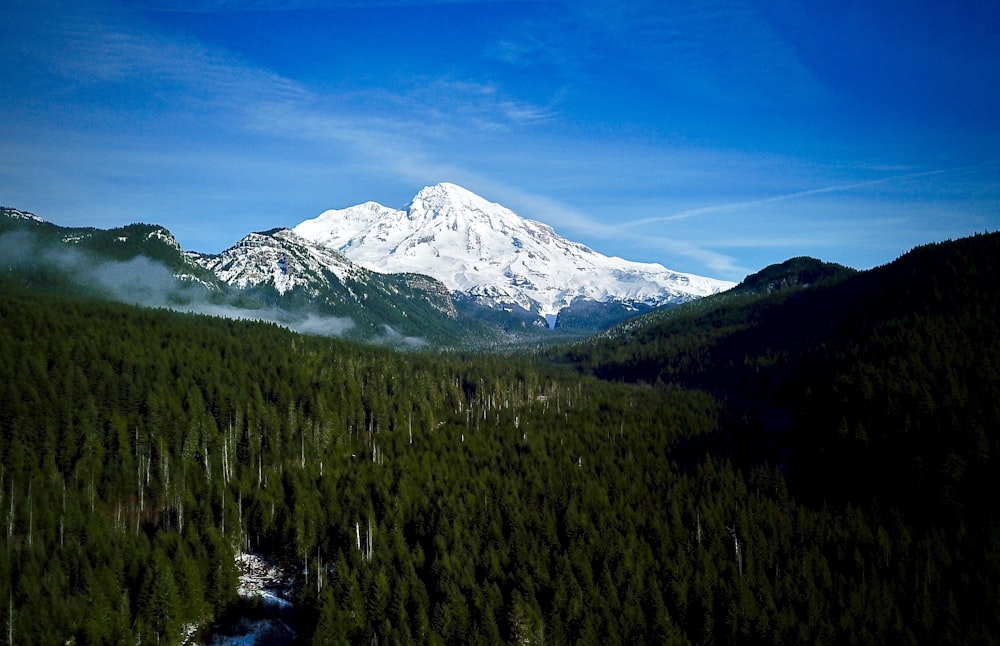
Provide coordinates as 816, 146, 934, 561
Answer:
563, 233, 1000, 512
0, 211, 494, 348
561, 232, 1000, 641
2, 233, 999, 644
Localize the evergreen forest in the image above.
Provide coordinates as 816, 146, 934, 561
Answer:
1, 232, 999, 644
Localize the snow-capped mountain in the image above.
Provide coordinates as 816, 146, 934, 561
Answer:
3, 187, 734, 343
189, 227, 457, 319
189, 228, 359, 295
293, 183, 734, 327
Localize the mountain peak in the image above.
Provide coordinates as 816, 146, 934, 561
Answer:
411, 182, 493, 209
414, 181, 471, 199
407, 183, 529, 232
294, 184, 735, 323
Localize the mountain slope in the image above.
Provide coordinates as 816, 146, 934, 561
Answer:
0, 208, 483, 346
0, 206, 219, 293
189, 228, 358, 294
293, 183, 734, 327
189, 227, 475, 345
561, 232, 1000, 525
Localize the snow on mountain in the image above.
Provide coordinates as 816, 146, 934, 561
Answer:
189, 227, 458, 321
1, 206, 45, 223
144, 226, 183, 252
294, 183, 735, 325
190, 228, 360, 295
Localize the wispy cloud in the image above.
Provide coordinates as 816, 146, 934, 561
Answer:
624, 233, 743, 277
394, 79, 558, 130
616, 163, 1000, 230
15, 1, 552, 141
2, 0, 558, 228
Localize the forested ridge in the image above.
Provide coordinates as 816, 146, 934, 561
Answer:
561, 233, 1000, 513
2, 232, 999, 644
0, 211, 494, 348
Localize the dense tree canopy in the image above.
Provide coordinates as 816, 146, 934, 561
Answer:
2, 232, 1000, 644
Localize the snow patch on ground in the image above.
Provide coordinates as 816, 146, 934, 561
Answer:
193, 552, 297, 645
235, 551, 292, 603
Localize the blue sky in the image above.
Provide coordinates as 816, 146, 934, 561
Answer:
2, 0, 998, 282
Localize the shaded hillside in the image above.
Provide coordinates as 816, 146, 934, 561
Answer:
562, 233, 1000, 524
731, 256, 856, 295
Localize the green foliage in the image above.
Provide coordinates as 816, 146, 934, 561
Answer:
732, 256, 857, 295
1, 232, 999, 643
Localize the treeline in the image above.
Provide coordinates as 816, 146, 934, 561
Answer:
1, 234, 999, 644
